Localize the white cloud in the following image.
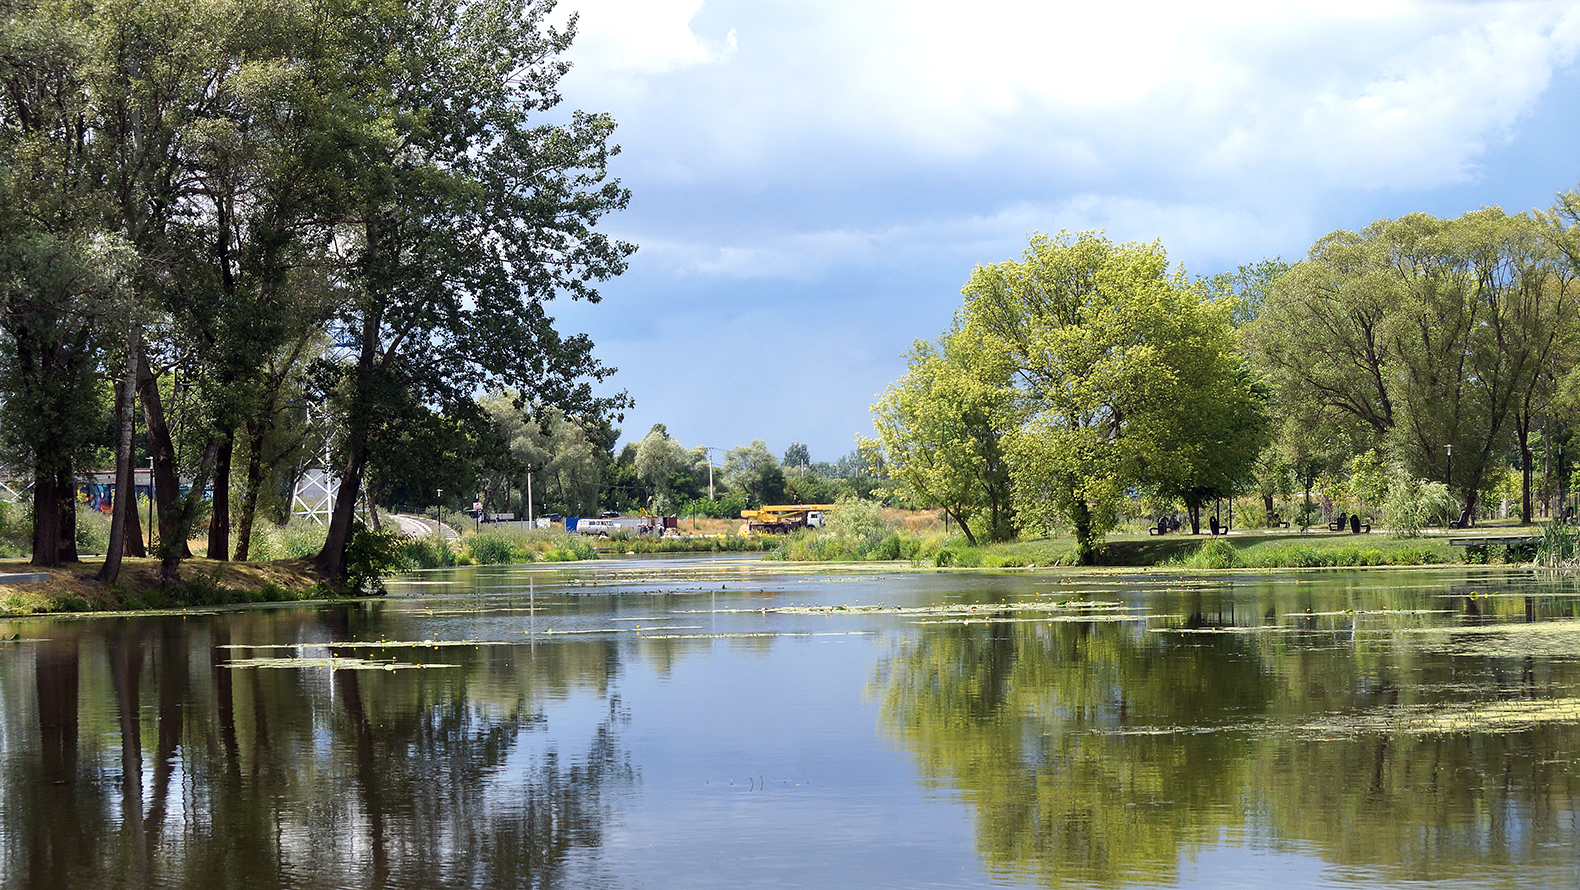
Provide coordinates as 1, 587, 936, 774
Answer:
611, 195, 1307, 286
551, 1, 1580, 454
562, 0, 734, 76
565, 0, 1580, 195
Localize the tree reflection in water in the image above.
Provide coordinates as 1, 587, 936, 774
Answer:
0, 610, 633, 890
876, 617, 1267, 887
875, 606, 1580, 888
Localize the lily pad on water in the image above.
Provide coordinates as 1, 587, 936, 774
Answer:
674, 600, 1139, 618
1300, 697, 1580, 736
642, 631, 877, 640
919, 614, 1150, 626
1150, 625, 1306, 635
1099, 696, 1580, 740
1401, 618, 1580, 657
219, 640, 508, 650
223, 656, 459, 671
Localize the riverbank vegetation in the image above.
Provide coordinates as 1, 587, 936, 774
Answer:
865, 208, 1580, 561
770, 519, 1466, 570
0, 0, 632, 591
0, 558, 327, 616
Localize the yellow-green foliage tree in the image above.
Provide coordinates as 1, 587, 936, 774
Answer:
956, 231, 1266, 562
871, 321, 1019, 545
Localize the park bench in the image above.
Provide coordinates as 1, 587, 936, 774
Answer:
1324, 512, 1371, 533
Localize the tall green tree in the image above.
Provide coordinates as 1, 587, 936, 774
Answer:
480, 390, 612, 518
872, 323, 1018, 545
633, 423, 686, 513
1252, 209, 1578, 525
313, 0, 633, 585
0, 0, 131, 566
960, 231, 1264, 561
722, 440, 784, 508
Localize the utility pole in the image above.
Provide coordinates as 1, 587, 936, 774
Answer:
701, 446, 716, 500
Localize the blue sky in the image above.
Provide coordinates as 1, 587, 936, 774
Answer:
547, 0, 1580, 465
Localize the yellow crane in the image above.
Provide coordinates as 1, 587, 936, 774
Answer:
740, 504, 840, 534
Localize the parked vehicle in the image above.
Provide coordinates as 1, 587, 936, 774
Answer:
739, 504, 839, 534
575, 518, 617, 536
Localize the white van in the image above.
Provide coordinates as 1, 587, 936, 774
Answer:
575, 518, 616, 536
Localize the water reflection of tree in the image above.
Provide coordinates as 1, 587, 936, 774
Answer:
878, 606, 1580, 888
875, 619, 1270, 886
0, 614, 634, 890
1252, 726, 1580, 884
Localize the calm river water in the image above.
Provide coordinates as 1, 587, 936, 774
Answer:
2, 555, 1579, 889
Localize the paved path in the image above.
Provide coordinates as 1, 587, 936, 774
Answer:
387, 514, 460, 541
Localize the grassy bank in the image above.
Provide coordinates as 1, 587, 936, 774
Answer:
774, 527, 1472, 569
0, 557, 327, 615
398, 527, 599, 567
0, 525, 1505, 617
592, 534, 773, 555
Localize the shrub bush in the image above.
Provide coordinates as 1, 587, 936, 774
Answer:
1180, 538, 1240, 569
1537, 522, 1578, 568
75, 507, 111, 555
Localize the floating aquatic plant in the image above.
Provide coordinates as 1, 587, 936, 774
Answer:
223, 656, 459, 671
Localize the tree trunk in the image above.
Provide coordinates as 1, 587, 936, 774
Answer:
364, 481, 380, 531
56, 469, 77, 563
207, 430, 233, 560
1070, 493, 1096, 565
29, 459, 60, 568
314, 443, 369, 586
1519, 419, 1534, 525
234, 416, 265, 561
161, 437, 220, 584
99, 325, 141, 582
946, 506, 977, 546
316, 283, 382, 588
137, 353, 190, 558
123, 484, 144, 558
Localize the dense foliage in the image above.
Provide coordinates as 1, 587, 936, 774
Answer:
876, 232, 1268, 562
873, 207, 1580, 554
0, 0, 632, 586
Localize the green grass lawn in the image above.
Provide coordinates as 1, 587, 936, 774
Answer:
932, 528, 1474, 569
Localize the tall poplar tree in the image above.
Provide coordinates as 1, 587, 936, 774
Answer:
313, 0, 632, 586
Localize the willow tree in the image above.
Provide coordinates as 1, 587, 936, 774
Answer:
1252, 210, 1578, 525
480, 392, 611, 518
313, 0, 633, 586
959, 231, 1265, 561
